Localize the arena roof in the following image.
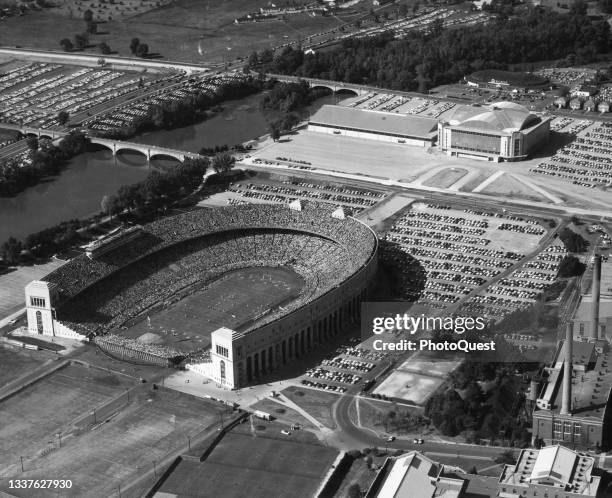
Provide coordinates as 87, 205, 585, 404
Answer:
444, 102, 540, 133
309, 105, 438, 140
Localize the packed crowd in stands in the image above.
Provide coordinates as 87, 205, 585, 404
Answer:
226, 180, 384, 212
531, 121, 612, 188
0, 62, 150, 127
383, 203, 548, 310
46, 204, 377, 354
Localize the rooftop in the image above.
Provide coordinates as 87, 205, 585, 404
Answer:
536, 346, 612, 420
498, 445, 600, 496
309, 105, 438, 140
444, 102, 540, 133
368, 452, 464, 498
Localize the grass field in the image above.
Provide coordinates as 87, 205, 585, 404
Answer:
0, 344, 52, 389
422, 167, 468, 188
282, 385, 338, 429
0, 0, 344, 64
121, 266, 304, 352
0, 363, 135, 476
0, 375, 229, 497
158, 422, 338, 498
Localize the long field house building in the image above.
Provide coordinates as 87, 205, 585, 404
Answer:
308, 104, 438, 147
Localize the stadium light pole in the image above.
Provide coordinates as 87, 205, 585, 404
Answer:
20, 456, 24, 472
56, 433, 62, 448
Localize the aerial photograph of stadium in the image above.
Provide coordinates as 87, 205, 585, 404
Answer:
2, 0, 612, 497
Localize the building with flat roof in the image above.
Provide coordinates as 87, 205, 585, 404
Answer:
365, 451, 466, 498
532, 336, 612, 450
308, 105, 438, 147
437, 102, 550, 162
498, 445, 601, 497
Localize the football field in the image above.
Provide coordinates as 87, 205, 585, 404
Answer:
120, 266, 304, 352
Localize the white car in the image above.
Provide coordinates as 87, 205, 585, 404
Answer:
7, 318, 17, 325
386, 436, 395, 442
281, 430, 291, 435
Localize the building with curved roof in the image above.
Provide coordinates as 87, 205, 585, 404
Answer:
438, 102, 550, 162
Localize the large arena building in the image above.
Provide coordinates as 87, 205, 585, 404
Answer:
25, 203, 378, 388
437, 102, 550, 161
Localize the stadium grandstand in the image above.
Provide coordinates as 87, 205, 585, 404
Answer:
437, 102, 550, 162
24, 203, 378, 388
308, 104, 438, 147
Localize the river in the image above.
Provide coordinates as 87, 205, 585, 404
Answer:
0, 93, 347, 243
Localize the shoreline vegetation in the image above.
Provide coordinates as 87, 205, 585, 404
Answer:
0, 79, 328, 267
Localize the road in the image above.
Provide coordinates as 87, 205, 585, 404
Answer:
332, 393, 517, 461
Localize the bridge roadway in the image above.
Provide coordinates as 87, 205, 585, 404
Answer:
0, 123, 200, 163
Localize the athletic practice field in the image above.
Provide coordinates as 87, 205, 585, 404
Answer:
157, 423, 338, 498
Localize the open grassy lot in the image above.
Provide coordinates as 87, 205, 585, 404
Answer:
0, 379, 228, 497
158, 422, 338, 498
0, 344, 53, 389
250, 398, 314, 429
0, 363, 135, 476
282, 385, 338, 429
0, 0, 343, 64
422, 167, 467, 188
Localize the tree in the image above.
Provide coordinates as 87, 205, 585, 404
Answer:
0, 237, 23, 265
495, 450, 516, 465
270, 125, 281, 142
559, 227, 588, 253
25, 136, 38, 152
468, 465, 478, 474
211, 151, 235, 173
347, 483, 361, 498
74, 33, 88, 50
83, 9, 93, 22
101, 194, 121, 218
59, 38, 73, 52
136, 43, 149, 58
57, 111, 70, 126
86, 21, 97, 34
130, 38, 141, 55
557, 255, 586, 278
99, 42, 111, 55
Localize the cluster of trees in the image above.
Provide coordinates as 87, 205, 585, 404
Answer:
256, 5, 610, 92
494, 301, 559, 334
559, 227, 589, 253
424, 361, 531, 446
100, 157, 210, 218
130, 38, 149, 58
59, 10, 112, 53
1, 157, 211, 263
99, 77, 263, 140
261, 80, 330, 140
0, 131, 90, 197
557, 254, 586, 278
